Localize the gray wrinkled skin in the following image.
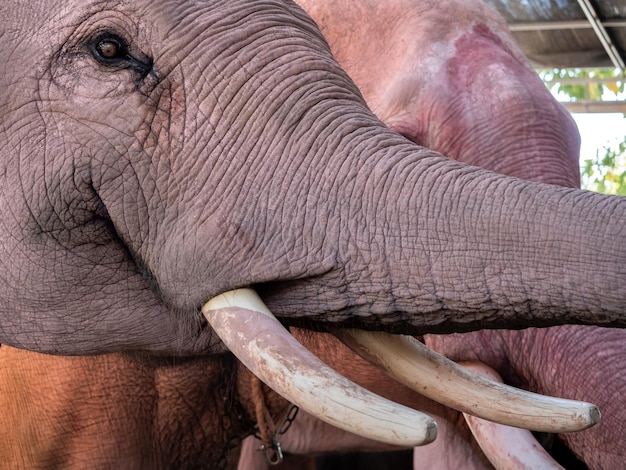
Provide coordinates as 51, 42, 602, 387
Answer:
242, 1, 625, 468
0, 1, 625, 468
1, 3, 625, 356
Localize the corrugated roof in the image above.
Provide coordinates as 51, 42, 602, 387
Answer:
484, 0, 626, 69
482, 0, 626, 112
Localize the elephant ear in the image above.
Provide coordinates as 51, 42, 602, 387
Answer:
203, 289, 599, 448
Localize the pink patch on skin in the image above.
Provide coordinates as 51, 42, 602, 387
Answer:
445, 24, 542, 120
394, 24, 580, 187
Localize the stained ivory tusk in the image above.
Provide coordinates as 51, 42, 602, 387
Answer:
461, 361, 564, 470
202, 288, 437, 447
334, 329, 600, 433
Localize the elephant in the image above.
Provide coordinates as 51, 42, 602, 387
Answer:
1, 1, 626, 469
297, 0, 580, 186
305, 2, 623, 467
241, 1, 616, 468
0, 348, 252, 469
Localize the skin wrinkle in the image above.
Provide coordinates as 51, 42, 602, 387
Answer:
0, 3, 625, 466
292, 7, 619, 466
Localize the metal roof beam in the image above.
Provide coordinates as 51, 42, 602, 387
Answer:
576, 0, 626, 70
543, 76, 624, 85
509, 20, 626, 32
561, 100, 626, 113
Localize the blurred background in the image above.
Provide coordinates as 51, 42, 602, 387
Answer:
541, 69, 625, 194
484, 0, 626, 194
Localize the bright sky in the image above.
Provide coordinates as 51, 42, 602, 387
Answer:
573, 113, 626, 162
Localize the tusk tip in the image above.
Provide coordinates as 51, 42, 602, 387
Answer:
587, 405, 601, 427
425, 420, 438, 443
336, 330, 603, 433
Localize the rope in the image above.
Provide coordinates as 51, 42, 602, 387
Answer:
250, 373, 277, 447
238, 365, 299, 465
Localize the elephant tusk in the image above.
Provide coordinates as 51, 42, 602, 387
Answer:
461, 361, 565, 470
333, 329, 600, 433
201, 288, 437, 447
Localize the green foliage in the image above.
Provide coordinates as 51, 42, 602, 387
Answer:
581, 136, 626, 195
538, 68, 625, 102
539, 68, 626, 195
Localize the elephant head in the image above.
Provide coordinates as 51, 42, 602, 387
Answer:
297, 0, 581, 187
2, 0, 623, 352
1, 1, 626, 467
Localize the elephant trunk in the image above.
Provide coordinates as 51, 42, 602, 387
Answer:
152, 117, 626, 334
248, 129, 626, 335
148, 60, 624, 335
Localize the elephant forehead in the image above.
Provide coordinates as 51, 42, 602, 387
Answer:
3, 1, 111, 35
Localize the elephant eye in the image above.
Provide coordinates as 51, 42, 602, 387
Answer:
89, 32, 154, 79
91, 34, 129, 64
97, 38, 125, 60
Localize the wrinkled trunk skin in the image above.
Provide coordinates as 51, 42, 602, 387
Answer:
299, 0, 622, 466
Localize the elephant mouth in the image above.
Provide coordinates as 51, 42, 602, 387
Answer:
202, 288, 599, 466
